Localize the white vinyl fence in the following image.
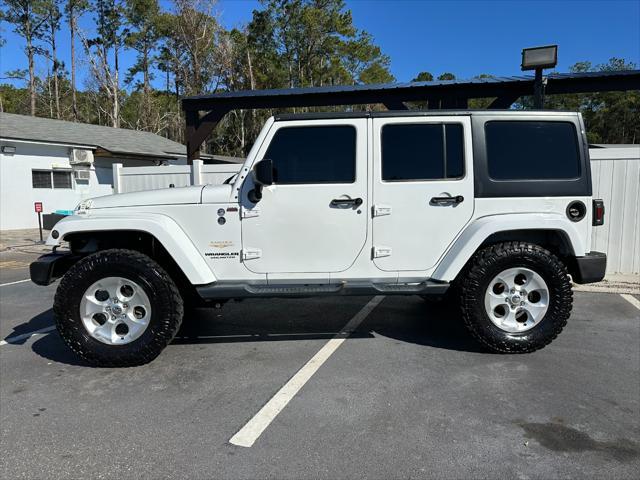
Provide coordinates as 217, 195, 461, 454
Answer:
112, 160, 241, 194
590, 146, 640, 275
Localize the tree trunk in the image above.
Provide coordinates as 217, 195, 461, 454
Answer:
240, 109, 245, 153
51, 24, 60, 119
27, 27, 36, 116
247, 49, 255, 90
143, 40, 150, 95
143, 42, 150, 128
113, 43, 120, 128
70, 11, 78, 121
247, 49, 256, 139
48, 65, 54, 118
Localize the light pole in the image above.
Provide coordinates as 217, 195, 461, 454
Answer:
521, 45, 558, 109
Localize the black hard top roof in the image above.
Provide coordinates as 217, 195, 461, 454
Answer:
273, 110, 580, 121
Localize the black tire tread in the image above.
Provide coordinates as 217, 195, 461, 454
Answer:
459, 241, 572, 353
53, 249, 183, 367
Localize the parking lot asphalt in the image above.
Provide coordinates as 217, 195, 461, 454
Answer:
1, 254, 639, 479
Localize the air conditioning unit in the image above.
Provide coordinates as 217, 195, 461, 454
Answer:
69, 148, 94, 165
74, 169, 91, 181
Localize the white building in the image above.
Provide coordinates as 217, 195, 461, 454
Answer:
0, 113, 188, 230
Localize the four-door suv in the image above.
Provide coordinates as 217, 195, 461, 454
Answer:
31, 110, 606, 366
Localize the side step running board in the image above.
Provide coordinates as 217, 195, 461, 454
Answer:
247, 284, 343, 295
196, 281, 449, 300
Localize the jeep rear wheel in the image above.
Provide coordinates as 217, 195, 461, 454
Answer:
459, 242, 572, 353
53, 249, 183, 367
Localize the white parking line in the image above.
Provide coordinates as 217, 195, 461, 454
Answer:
620, 294, 640, 311
0, 326, 56, 346
229, 295, 385, 448
0, 279, 30, 287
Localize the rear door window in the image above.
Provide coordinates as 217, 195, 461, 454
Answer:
485, 121, 581, 180
381, 123, 464, 181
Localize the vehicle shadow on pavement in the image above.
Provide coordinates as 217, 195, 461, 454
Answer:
173, 306, 376, 345
26, 297, 483, 366
31, 333, 90, 366
174, 297, 484, 353
5, 309, 89, 366
361, 297, 485, 353
3, 309, 54, 345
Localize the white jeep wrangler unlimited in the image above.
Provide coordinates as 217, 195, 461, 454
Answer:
31, 111, 606, 366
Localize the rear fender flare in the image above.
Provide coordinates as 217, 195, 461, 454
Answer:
431, 213, 586, 282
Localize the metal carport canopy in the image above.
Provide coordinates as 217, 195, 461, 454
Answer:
181, 69, 640, 162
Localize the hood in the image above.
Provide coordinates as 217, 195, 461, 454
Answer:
201, 184, 233, 204
83, 185, 206, 209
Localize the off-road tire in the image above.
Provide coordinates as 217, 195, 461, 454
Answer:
53, 249, 183, 367
459, 242, 572, 353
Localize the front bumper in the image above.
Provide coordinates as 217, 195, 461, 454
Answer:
572, 251, 607, 284
30, 252, 79, 286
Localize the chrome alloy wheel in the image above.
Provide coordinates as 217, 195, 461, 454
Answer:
79, 277, 151, 345
484, 267, 549, 333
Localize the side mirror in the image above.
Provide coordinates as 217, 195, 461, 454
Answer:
253, 159, 274, 186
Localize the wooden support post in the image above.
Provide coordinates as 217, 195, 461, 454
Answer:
185, 110, 200, 165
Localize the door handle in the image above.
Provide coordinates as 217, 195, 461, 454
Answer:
430, 195, 464, 206
330, 197, 363, 207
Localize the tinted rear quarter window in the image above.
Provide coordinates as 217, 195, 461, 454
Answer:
485, 121, 581, 180
445, 124, 464, 178
265, 126, 356, 184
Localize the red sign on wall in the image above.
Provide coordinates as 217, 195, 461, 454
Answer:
34, 202, 43, 213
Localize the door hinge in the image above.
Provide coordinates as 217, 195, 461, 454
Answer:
372, 204, 392, 217
242, 248, 262, 261
373, 246, 392, 258
241, 207, 260, 219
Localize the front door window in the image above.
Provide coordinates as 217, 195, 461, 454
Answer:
265, 125, 357, 184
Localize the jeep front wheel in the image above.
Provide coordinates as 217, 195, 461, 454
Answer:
459, 242, 572, 353
53, 249, 184, 367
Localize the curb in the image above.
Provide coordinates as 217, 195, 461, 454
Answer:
573, 282, 639, 295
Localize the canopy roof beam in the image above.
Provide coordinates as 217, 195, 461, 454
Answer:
182, 70, 640, 162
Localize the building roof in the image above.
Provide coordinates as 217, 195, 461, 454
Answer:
201, 154, 245, 164
0, 112, 186, 159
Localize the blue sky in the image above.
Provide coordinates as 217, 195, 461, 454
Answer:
1, 0, 639, 89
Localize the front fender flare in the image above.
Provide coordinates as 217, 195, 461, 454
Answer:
431, 213, 586, 282
46, 214, 216, 285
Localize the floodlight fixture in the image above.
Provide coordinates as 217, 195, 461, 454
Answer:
521, 45, 558, 71
520, 45, 558, 108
